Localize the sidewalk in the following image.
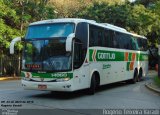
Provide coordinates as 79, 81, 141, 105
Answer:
0, 76, 21, 81
145, 70, 160, 94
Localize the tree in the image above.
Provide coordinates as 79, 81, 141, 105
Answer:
49, 0, 92, 18
4, 0, 55, 32
0, 0, 21, 53
135, 0, 159, 7
77, 1, 160, 46
148, 1, 160, 45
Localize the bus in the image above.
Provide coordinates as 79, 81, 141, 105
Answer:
10, 18, 148, 94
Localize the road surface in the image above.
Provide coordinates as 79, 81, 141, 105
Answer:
0, 73, 159, 115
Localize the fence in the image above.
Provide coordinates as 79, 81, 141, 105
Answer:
0, 55, 21, 77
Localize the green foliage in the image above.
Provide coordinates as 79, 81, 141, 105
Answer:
148, 1, 160, 45
135, 0, 159, 7
154, 76, 160, 87
0, 0, 21, 53
77, 1, 160, 46
1, 0, 160, 55
0, 0, 55, 55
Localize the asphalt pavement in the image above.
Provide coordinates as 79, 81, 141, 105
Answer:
0, 70, 159, 115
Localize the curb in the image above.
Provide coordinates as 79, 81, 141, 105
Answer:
145, 82, 160, 94
0, 77, 21, 81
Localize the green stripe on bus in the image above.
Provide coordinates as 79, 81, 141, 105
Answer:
21, 72, 73, 78
139, 54, 148, 61
129, 53, 132, 61
89, 49, 94, 62
95, 50, 124, 61
127, 62, 130, 71
89, 49, 148, 62
32, 72, 73, 78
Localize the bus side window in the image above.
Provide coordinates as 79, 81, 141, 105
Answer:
113, 31, 119, 48
135, 38, 139, 50
104, 29, 109, 47
125, 35, 132, 50
98, 30, 101, 46
89, 25, 98, 46
130, 37, 134, 50
94, 30, 98, 46
137, 38, 142, 51
119, 33, 127, 49
131, 37, 138, 50
142, 39, 147, 51
115, 31, 126, 49
98, 29, 104, 46
104, 29, 113, 48
108, 30, 114, 48
89, 29, 94, 46
89, 25, 104, 47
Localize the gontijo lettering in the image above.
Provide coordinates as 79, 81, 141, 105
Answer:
98, 52, 115, 60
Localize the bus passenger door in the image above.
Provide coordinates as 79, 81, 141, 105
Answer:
73, 40, 89, 90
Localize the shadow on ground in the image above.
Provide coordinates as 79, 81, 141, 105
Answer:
29, 79, 144, 100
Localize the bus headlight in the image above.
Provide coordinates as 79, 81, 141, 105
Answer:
56, 78, 70, 82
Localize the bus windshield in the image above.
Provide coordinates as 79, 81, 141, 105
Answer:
22, 23, 74, 71
23, 39, 72, 71
26, 23, 74, 39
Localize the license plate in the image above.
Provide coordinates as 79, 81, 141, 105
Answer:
38, 85, 47, 90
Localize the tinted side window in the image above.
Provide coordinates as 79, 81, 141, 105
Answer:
89, 25, 104, 47
89, 24, 146, 51
124, 35, 133, 50
89, 25, 98, 46
104, 29, 109, 47
114, 32, 133, 49
98, 29, 104, 46
120, 33, 129, 49
104, 29, 114, 48
115, 32, 128, 49
142, 39, 147, 51
137, 38, 147, 51
130, 36, 139, 50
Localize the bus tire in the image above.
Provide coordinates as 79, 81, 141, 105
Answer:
138, 68, 143, 82
88, 74, 96, 95
131, 69, 138, 84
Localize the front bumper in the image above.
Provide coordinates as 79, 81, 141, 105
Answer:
22, 79, 74, 92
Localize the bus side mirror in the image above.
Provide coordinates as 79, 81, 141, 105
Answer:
10, 37, 21, 54
66, 33, 75, 52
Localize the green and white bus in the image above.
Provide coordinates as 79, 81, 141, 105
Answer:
10, 18, 148, 94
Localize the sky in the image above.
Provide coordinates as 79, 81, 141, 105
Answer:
129, 0, 136, 2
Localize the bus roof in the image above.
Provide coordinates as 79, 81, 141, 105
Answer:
99, 23, 127, 32
30, 18, 95, 25
29, 18, 147, 39
129, 33, 147, 39
30, 18, 127, 33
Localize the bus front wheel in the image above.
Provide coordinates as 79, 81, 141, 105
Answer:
88, 74, 96, 95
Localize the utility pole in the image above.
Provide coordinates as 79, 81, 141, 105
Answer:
0, 47, 3, 76
158, 45, 160, 78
